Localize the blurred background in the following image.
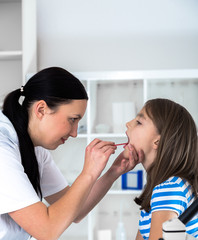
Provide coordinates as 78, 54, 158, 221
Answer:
37, 0, 198, 71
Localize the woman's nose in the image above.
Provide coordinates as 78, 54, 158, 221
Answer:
70, 125, 78, 138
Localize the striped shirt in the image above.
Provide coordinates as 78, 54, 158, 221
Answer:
139, 176, 198, 239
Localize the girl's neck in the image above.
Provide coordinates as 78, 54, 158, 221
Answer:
142, 151, 157, 171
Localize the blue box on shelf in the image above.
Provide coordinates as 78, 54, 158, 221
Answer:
121, 170, 143, 190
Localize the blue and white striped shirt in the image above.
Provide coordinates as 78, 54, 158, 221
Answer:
139, 176, 198, 239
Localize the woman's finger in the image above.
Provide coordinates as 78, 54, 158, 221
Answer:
87, 139, 115, 150
95, 140, 116, 150
138, 149, 144, 163
128, 144, 138, 162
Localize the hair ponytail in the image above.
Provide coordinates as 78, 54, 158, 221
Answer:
3, 89, 42, 198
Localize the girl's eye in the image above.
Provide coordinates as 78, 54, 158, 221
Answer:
136, 120, 142, 125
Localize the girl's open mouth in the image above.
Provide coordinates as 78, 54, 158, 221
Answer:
114, 142, 128, 147
114, 133, 129, 148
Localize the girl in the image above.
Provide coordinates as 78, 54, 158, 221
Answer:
123, 98, 198, 239
0, 67, 143, 240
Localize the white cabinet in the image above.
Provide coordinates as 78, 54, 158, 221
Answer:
0, 0, 37, 106
51, 69, 198, 240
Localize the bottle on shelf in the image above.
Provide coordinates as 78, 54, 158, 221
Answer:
116, 202, 126, 240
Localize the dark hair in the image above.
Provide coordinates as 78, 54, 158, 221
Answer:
2, 67, 88, 198
134, 98, 198, 212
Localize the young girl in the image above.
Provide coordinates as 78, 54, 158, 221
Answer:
122, 98, 198, 239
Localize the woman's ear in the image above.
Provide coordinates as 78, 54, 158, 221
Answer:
33, 100, 48, 120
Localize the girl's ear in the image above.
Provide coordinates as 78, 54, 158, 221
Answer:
153, 138, 160, 150
33, 100, 48, 120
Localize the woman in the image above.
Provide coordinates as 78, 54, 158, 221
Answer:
123, 98, 198, 239
0, 67, 143, 240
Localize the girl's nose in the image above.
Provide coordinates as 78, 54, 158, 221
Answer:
126, 119, 135, 129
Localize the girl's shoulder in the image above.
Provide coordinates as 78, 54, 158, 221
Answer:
152, 176, 193, 203
151, 176, 193, 215
153, 176, 190, 192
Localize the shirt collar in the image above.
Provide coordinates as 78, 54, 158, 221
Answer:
0, 110, 19, 145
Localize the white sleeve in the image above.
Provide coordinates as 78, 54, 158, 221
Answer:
0, 143, 40, 214
35, 147, 68, 198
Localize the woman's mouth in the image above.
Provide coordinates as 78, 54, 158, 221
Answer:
61, 138, 67, 144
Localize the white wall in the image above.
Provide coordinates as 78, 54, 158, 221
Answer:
37, 0, 198, 72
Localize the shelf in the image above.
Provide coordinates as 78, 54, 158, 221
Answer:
77, 133, 127, 138
0, 0, 20, 2
90, 133, 127, 138
0, 51, 22, 60
77, 134, 88, 138
47, 70, 198, 240
108, 190, 142, 195
75, 69, 198, 81
60, 237, 87, 240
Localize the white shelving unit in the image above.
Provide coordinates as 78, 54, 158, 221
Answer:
1, 2, 198, 240
51, 69, 198, 240
0, 0, 37, 106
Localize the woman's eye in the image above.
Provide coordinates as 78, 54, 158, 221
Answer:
69, 118, 76, 123
136, 120, 142, 125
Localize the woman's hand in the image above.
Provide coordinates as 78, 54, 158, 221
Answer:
108, 144, 144, 179
82, 138, 116, 180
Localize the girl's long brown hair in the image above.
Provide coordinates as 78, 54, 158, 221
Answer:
134, 98, 198, 212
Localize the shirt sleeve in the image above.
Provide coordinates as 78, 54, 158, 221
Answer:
35, 147, 68, 198
150, 181, 188, 216
0, 143, 40, 214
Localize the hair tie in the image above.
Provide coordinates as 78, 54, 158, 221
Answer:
20, 86, 25, 96
19, 86, 25, 105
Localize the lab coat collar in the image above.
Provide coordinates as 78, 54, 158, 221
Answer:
0, 110, 19, 145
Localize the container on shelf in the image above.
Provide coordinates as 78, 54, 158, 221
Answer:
122, 170, 143, 190
112, 101, 136, 133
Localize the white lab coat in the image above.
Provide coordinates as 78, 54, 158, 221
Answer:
0, 111, 68, 240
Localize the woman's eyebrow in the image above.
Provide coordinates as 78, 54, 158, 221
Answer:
74, 114, 82, 119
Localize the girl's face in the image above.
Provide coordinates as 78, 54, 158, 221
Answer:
125, 107, 160, 170
29, 99, 87, 150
